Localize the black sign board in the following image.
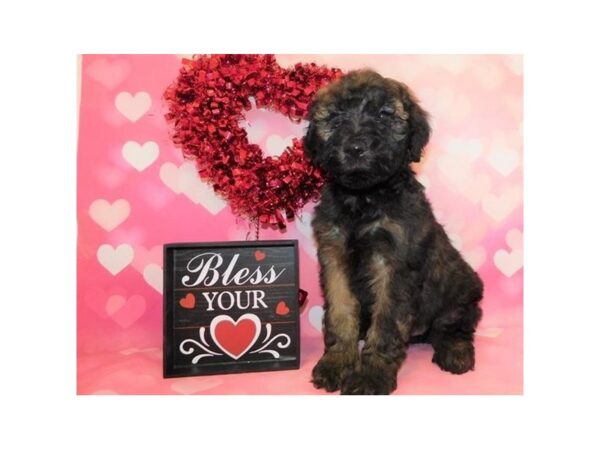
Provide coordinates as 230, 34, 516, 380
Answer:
163, 240, 300, 378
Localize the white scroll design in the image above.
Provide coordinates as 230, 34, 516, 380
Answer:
249, 323, 291, 359
179, 327, 223, 364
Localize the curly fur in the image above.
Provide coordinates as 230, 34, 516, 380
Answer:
303, 69, 483, 395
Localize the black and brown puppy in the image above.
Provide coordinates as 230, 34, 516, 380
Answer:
303, 70, 483, 395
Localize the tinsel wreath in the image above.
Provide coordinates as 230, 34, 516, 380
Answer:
164, 54, 343, 229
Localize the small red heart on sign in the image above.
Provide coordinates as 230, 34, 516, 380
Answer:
254, 250, 266, 261
179, 293, 196, 309
276, 301, 290, 316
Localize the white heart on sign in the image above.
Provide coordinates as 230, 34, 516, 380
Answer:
482, 187, 522, 222
122, 141, 159, 171
97, 244, 134, 275
487, 147, 519, 177
143, 264, 163, 294
159, 162, 227, 215
115, 91, 151, 122
264, 134, 295, 157
308, 305, 324, 333
494, 248, 523, 277
89, 199, 130, 231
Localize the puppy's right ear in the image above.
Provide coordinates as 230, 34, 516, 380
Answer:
303, 120, 321, 162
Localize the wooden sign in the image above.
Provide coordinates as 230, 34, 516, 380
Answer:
163, 240, 300, 378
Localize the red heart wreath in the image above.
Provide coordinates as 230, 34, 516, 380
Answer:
163, 54, 343, 229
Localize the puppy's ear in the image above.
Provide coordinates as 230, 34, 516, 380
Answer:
389, 80, 431, 162
303, 97, 326, 164
303, 120, 321, 163
406, 100, 431, 162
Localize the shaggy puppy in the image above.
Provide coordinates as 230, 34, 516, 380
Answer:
303, 70, 483, 395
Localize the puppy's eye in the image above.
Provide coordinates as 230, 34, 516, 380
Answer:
379, 106, 395, 118
330, 114, 343, 128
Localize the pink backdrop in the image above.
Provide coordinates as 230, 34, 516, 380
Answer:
77, 54, 523, 394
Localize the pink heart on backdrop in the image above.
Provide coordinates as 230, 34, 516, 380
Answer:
84, 286, 126, 319
132, 245, 162, 273
105, 294, 147, 328
114, 91, 152, 122
86, 58, 131, 89
105, 294, 126, 316
88, 199, 130, 232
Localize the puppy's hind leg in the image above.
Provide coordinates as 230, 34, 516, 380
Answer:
430, 290, 482, 375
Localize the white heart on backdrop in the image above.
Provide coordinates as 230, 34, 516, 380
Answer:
171, 378, 224, 395
294, 212, 317, 260
159, 161, 227, 215
445, 138, 483, 161
115, 91, 151, 122
487, 147, 519, 177
436, 153, 472, 191
449, 233, 463, 251
482, 187, 522, 222
88, 199, 130, 231
308, 305, 324, 333
505, 228, 523, 251
464, 246, 487, 270
419, 55, 469, 75
264, 134, 295, 158
416, 174, 430, 190
121, 141, 159, 171
97, 244, 134, 275
494, 248, 523, 277
462, 174, 492, 205
475, 327, 504, 338
473, 62, 506, 90
143, 264, 163, 294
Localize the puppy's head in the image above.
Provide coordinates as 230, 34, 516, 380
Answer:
304, 69, 430, 190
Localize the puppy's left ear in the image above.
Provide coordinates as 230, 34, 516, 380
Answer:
389, 80, 431, 162
406, 99, 431, 163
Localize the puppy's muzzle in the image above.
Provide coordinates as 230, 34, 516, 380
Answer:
343, 136, 380, 158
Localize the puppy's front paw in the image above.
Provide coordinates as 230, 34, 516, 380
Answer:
312, 352, 356, 392
433, 340, 475, 374
341, 369, 397, 395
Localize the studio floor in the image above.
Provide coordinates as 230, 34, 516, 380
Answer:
77, 304, 522, 395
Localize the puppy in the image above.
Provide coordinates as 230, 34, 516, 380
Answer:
303, 70, 483, 395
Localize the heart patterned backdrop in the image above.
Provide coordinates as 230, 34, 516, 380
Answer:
77, 54, 522, 394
